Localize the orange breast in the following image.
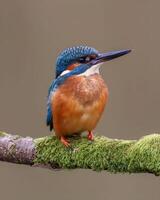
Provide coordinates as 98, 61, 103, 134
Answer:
51, 74, 109, 137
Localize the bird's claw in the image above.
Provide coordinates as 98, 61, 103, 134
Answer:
60, 136, 70, 147
87, 131, 94, 141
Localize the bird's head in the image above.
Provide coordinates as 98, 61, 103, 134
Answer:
55, 45, 131, 78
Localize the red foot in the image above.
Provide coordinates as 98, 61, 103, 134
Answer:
60, 136, 70, 147
87, 131, 94, 141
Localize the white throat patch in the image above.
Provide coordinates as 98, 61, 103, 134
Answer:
78, 63, 102, 76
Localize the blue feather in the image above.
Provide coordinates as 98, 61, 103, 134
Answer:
46, 79, 56, 131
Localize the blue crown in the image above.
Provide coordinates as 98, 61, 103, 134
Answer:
55, 45, 99, 78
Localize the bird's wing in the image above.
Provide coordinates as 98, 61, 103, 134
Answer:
46, 79, 57, 131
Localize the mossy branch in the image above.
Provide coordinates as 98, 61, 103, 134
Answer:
0, 131, 160, 175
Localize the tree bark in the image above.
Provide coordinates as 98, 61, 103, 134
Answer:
0, 132, 35, 164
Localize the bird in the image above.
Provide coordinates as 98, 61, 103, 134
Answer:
46, 45, 131, 146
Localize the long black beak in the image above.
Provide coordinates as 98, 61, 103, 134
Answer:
91, 49, 131, 65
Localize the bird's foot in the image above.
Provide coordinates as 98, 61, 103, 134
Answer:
87, 131, 94, 141
60, 136, 70, 147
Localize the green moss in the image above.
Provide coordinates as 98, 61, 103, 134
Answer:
128, 134, 160, 175
34, 134, 160, 175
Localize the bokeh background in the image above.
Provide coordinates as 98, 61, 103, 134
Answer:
0, 0, 160, 199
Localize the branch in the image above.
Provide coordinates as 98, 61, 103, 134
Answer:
0, 131, 160, 175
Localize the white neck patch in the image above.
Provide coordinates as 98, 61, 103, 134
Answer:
78, 63, 102, 76
59, 63, 102, 77
60, 70, 70, 76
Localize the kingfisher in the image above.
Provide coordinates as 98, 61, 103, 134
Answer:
47, 45, 131, 146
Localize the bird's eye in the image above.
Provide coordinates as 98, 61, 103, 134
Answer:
85, 56, 91, 62
79, 55, 95, 63
79, 57, 86, 63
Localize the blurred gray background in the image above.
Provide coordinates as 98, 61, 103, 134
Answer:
0, 0, 160, 199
